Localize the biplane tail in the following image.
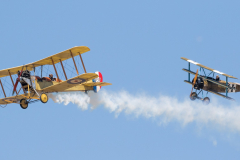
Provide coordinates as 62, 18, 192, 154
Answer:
92, 71, 103, 93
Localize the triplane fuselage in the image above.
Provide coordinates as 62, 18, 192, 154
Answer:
181, 57, 239, 104
0, 46, 111, 109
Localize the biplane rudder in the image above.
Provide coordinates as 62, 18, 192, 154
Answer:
93, 71, 103, 93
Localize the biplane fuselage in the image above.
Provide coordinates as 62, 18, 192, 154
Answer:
33, 78, 93, 92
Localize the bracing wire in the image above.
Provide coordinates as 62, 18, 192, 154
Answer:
0, 104, 7, 108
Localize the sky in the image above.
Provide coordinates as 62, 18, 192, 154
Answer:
0, 0, 240, 159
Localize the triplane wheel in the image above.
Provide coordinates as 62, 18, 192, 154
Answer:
190, 92, 197, 101
20, 99, 28, 109
203, 97, 210, 105
40, 93, 48, 103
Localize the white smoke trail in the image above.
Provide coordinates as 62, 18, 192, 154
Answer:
49, 90, 240, 133
48, 92, 90, 110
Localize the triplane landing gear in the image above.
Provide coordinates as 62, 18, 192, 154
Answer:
190, 92, 197, 101
203, 97, 210, 105
190, 91, 210, 105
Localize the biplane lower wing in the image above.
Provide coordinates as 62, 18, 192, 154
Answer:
0, 93, 39, 105
41, 73, 98, 93
83, 82, 112, 87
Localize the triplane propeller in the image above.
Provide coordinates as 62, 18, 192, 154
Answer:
181, 57, 239, 104
0, 46, 111, 109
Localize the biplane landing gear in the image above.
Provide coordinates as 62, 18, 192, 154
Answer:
203, 97, 210, 105
40, 93, 48, 103
20, 99, 28, 109
190, 92, 197, 101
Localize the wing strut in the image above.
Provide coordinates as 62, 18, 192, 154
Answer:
41, 65, 43, 78
8, 70, 14, 87
226, 77, 228, 97
70, 50, 79, 75
79, 53, 87, 73
8, 70, 18, 95
51, 58, 60, 82
0, 79, 6, 97
60, 59, 68, 80
188, 62, 190, 82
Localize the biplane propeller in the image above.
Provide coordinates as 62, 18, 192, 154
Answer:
0, 46, 112, 109
181, 57, 239, 104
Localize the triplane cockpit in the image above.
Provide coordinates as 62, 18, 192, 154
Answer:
0, 46, 111, 109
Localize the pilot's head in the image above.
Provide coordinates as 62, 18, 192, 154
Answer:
216, 75, 220, 81
49, 74, 53, 78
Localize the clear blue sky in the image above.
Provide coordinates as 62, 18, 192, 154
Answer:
0, 1, 240, 159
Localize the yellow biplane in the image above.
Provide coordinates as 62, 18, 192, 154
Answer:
0, 46, 111, 109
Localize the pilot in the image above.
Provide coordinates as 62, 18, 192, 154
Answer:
49, 74, 56, 81
216, 75, 220, 81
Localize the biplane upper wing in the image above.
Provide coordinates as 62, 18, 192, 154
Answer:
41, 73, 98, 93
0, 46, 90, 78
0, 93, 39, 105
181, 57, 237, 79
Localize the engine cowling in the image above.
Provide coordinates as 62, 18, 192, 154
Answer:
192, 77, 204, 90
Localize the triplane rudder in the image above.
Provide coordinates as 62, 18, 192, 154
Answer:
181, 57, 239, 105
0, 46, 112, 109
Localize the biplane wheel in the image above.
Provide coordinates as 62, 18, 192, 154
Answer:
40, 93, 48, 103
203, 97, 210, 105
20, 99, 28, 109
190, 92, 197, 101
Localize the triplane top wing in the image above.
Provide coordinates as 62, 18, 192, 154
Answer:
181, 57, 239, 104
181, 57, 237, 79
0, 46, 112, 109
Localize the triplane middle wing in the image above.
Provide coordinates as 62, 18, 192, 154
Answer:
0, 46, 112, 109
181, 57, 239, 104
